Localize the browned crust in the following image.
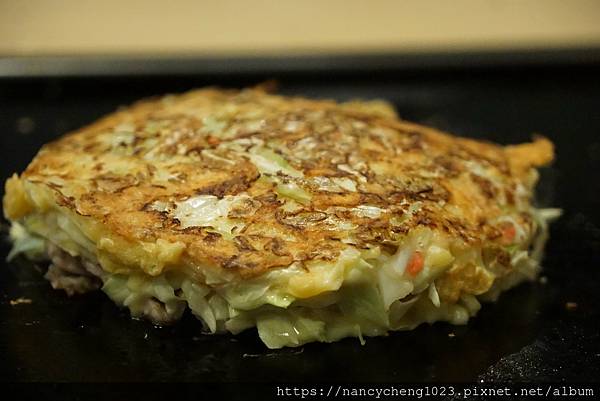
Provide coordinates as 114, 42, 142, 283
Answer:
13, 87, 553, 277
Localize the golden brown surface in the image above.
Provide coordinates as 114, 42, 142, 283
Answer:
11, 87, 553, 278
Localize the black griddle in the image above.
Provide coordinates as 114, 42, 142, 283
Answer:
0, 53, 599, 398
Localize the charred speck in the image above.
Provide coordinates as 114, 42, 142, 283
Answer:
233, 236, 256, 252
203, 232, 222, 243
470, 173, 496, 199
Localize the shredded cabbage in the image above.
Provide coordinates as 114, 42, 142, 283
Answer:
102, 274, 186, 321
256, 310, 326, 348
287, 247, 363, 298
172, 195, 248, 238
248, 146, 303, 178
428, 283, 441, 307
531, 207, 562, 262
181, 279, 217, 331
338, 284, 389, 332
221, 279, 294, 310
7, 222, 46, 261
377, 261, 414, 310
8, 201, 560, 349
275, 182, 312, 204
312, 176, 357, 192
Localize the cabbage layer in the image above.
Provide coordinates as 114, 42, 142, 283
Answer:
8, 202, 560, 349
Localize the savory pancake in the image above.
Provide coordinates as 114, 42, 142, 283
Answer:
2, 87, 560, 348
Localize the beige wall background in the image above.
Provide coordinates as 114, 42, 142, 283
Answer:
1, 0, 599, 56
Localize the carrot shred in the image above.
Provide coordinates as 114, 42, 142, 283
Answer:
502, 224, 516, 244
406, 251, 424, 276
